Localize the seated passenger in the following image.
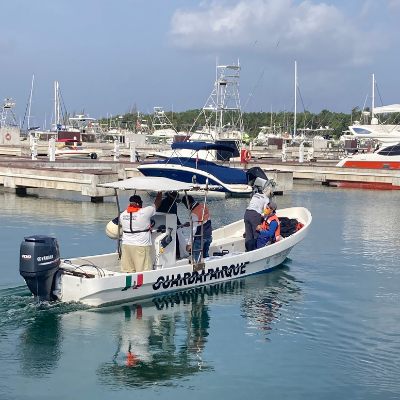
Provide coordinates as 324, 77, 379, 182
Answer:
256, 202, 280, 248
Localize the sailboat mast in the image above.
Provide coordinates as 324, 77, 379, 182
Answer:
28, 75, 34, 130
372, 73, 375, 119
294, 61, 297, 138
54, 81, 57, 130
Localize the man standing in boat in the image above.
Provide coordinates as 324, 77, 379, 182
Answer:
244, 189, 270, 251
182, 195, 212, 262
120, 192, 162, 273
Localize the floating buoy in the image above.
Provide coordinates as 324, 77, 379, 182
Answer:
5, 133, 11, 141
105, 220, 123, 239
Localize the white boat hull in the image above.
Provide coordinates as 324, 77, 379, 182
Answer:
58, 207, 311, 306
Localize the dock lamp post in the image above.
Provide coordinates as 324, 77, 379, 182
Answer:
114, 139, 120, 162
130, 141, 136, 163
31, 137, 38, 160
282, 143, 287, 162
299, 141, 304, 163
49, 137, 56, 162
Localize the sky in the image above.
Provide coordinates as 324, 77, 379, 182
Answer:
0, 0, 399, 129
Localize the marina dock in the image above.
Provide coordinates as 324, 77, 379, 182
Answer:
1, 143, 399, 201
255, 159, 400, 190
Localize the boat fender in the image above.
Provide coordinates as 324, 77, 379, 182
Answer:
105, 220, 123, 240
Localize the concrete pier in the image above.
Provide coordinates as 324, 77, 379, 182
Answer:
0, 162, 118, 201
255, 160, 400, 189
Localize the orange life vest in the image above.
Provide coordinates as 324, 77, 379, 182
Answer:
261, 214, 281, 242
127, 206, 141, 213
123, 206, 152, 234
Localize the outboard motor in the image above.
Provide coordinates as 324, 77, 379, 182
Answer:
246, 166, 272, 192
19, 235, 60, 302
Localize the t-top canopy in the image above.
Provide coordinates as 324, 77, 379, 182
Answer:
98, 176, 219, 191
373, 104, 400, 114
171, 141, 236, 153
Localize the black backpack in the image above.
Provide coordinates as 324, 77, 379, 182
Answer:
279, 217, 299, 238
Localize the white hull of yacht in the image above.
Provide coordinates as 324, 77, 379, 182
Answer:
58, 207, 311, 307
55, 151, 92, 159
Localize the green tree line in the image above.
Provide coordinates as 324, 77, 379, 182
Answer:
98, 106, 400, 139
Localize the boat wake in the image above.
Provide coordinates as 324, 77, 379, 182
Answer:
0, 286, 90, 332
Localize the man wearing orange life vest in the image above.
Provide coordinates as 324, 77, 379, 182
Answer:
256, 201, 280, 248
119, 192, 162, 273
182, 195, 212, 263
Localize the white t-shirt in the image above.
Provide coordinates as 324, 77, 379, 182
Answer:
246, 193, 269, 215
120, 205, 155, 246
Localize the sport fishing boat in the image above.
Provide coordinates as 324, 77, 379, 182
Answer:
138, 142, 265, 196
19, 176, 312, 307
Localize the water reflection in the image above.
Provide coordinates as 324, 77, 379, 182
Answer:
242, 264, 303, 339
342, 191, 400, 267
19, 314, 62, 378
96, 294, 212, 389
94, 267, 300, 389
8, 266, 302, 389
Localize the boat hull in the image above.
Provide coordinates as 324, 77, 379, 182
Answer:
329, 181, 400, 190
138, 163, 252, 195
59, 207, 311, 306
339, 160, 400, 169
55, 152, 92, 159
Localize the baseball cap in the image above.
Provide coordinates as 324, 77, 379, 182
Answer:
129, 195, 142, 206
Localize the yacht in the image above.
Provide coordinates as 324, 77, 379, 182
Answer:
138, 142, 272, 196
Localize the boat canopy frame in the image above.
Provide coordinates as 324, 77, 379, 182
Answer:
167, 141, 236, 165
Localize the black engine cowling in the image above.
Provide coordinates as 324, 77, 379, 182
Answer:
19, 235, 60, 302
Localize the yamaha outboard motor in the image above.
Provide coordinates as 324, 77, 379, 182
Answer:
19, 235, 60, 302
246, 167, 271, 192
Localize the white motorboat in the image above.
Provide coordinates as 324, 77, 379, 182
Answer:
138, 142, 267, 196
19, 177, 312, 307
336, 141, 400, 169
54, 139, 97, 159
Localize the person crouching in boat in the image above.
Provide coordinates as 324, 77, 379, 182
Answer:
182, 195, 212, 262
119, 193, 162, 273
244, 189, 270, 251
256, 202, 280, 248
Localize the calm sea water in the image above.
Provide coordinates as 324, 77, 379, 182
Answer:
1, 184, 400, 400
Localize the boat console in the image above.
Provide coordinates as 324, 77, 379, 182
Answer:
151, 212, 178, 269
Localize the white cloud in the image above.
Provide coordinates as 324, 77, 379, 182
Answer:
167, 0, 389, 67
